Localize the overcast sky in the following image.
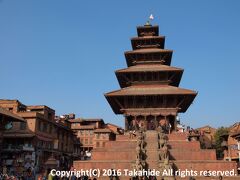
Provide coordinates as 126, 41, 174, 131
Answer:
0, 0, 240, 128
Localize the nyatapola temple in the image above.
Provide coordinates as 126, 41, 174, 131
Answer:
74, 21, 238, 179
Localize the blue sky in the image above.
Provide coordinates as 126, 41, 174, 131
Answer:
0, 0, 240, 128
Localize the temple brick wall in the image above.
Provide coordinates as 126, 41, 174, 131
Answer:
168, 141, 200, 150
91, 150, 136, 161
169, 149, 216, 160
105, 140, 136, 148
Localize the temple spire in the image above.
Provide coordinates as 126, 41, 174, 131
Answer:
145, 14, 154, 26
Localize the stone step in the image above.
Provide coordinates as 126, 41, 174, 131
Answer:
145, 131, 159, 167
146, 133, 158, 137
145, 140, 158, 144
147, 163, 159, 170
146, 144, 158, 149
146, 130, 158, 136
145, 139, 158, 142
146, 152, 159, 160
146, 130, 159, 133
146, 139, 158, 143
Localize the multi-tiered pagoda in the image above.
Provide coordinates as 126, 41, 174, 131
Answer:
105, 24, 197, 132
74, 22, 237, 180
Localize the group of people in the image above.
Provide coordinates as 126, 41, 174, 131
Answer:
1, 165, 34, 180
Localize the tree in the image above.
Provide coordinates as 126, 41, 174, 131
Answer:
214, 127, 229, 159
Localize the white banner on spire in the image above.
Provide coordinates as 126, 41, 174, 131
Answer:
149, 14, 154, 20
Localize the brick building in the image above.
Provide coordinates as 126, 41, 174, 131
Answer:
0, 98, 124, 176
231, 130, 240, 172
0, 99, 81, 176
0, 107, 26, 173
69, 118, 105, 152
94, 128, 116, 148
69, 118, 123, 159
105, 123, 124, 135
222, 123, 240, 161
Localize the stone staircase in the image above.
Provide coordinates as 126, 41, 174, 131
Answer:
143, 131, 238, 180
74, 131, 238, 180
145, 130, 159, 170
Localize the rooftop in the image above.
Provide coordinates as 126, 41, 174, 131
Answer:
94, 128, 113, 133
3, 129, 35, 138
116, 64, 183, 73
0, 108, 26, 122
137, 25, 159, 37
77, 125, 95, 130
125, 48, 172, 54
131, 36, 165, 40
105, 85, 197, 96
27, 105, 55, 112
68, 118, 104, 123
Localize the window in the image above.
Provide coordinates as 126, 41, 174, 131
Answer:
90, 138, 93, 145
85, 139, 88, 145
43, 123, 47, 132
48, 113, 52, 120
62, 132, 64, 140
38, 121, 42, 131
96, 142, 100, 147
37, 141, 41, 147
49, 125, 52, 134
50, 142, 53, 149
20, 122, 26, 130
102, 142, 105, 147
96, 133, 100, 139
102, 133, 106, 139
53, 127, 57, 134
